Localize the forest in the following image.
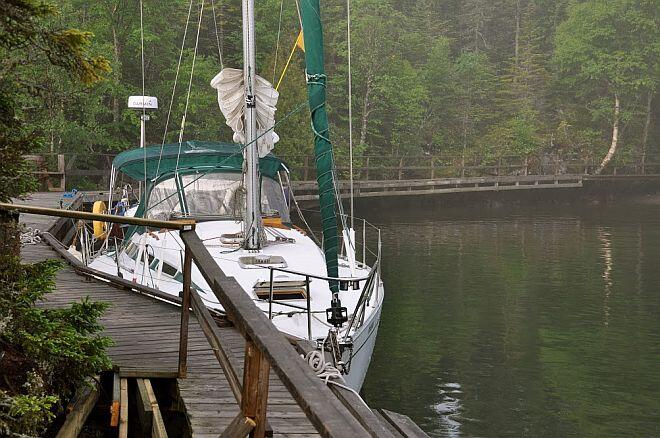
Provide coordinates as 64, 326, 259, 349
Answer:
6, 0, 660, 177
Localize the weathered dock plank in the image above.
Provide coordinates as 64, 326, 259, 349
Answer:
14, 193, 321, 436
22, 240, 321, 435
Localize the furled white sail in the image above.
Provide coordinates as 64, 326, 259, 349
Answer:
210, 68, 279, 157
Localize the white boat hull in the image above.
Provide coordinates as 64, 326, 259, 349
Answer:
342, 304, 382, 391
89, 219, 383, 390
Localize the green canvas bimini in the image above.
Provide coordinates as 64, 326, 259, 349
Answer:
112, 140, 287, 181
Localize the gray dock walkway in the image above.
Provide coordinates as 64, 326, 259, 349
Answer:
16, 193, 318, 437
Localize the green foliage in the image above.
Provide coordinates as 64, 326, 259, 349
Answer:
0, 257, 112, 436
554, 0, 658, 95
3, 0, 659, 180
552, 0, 658, 166
451, 51, 498, 157
0, 391, 59, 436
0, 0, 109, 201
485, 113, 543, 157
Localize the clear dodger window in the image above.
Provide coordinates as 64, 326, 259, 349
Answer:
146, 171, 289, 222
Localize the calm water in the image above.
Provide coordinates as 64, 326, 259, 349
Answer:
360, 201, 660, 437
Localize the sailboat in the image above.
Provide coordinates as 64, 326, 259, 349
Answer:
88, 0, 383, 391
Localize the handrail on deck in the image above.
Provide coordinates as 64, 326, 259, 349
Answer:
262, 260, 381, 343
0, 202, 195, 231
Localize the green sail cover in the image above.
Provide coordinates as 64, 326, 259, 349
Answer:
300, 0, 339, 292
113, 140, 286, 180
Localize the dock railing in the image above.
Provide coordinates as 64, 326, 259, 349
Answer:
282, 153, 660, 181
26, 152, 660, 191
0, 202, 383, 437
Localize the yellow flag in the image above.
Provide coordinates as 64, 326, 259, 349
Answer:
276, 30, 305, 90
296, 30, 305, 52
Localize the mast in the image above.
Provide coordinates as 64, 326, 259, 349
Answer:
243, 0, 261, 249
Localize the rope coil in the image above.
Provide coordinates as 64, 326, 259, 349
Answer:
303, 350, 345, 384
302, 348, 371, 409
20, 228, 41, 246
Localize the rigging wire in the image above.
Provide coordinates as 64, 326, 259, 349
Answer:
272, 0, 285, 85
156, 0, 195, 176
144, 96, 311, 215
294, 0, 303, 29
346, 0, 354, 230
210, 0, 224, 69
175, 0, 206, 171
140, 0, 147, 200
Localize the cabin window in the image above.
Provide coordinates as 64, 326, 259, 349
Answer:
261, 177, 290, 223
161, 261, 178, 277
145, 171, 290, 221
125, 242, 139, 260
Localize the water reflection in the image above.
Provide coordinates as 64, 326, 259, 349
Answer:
597, 228, 613, 326
432, 382, 463, 437
360, 202, 660, 437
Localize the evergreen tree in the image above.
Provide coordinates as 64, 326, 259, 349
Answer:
554, 0, 659, 173
1, 0, 657, 181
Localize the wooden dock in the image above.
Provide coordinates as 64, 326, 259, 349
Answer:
291, 174, 585, 201
29, 153, 660, 205
9, 192, 428, 437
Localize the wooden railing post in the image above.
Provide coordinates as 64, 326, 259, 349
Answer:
524, 157, 529, 176
303, 156, 310, 180
398, 157, 404, 180
178, 236, 193, 378
57, 154, 66, 191
242, 339, 270, 438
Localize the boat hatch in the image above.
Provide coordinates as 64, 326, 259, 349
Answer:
254, 280, 307, 300
239, 255, 287, 269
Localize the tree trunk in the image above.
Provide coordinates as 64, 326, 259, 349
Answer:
514, 0, 520, 66
359, 71, 374, 147
0, 210, 20, 258
640, 91, 653, 173
111, 6, 121, 124
461, 74, 473, 177
596, 93, 620, 175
